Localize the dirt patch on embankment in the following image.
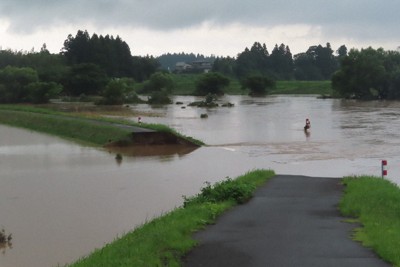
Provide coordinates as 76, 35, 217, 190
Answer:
104, 132, 200, 157
105, 131, 199, 147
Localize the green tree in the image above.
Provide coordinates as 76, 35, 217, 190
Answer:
0, 66, 39, 103
63, 63, 109, 96
235, 42, 270, 78
62, 30, 135, 78
332, 47, 388, 99
142, 72, 174, 93
195, 72, 230, 96
0, 49, 24, 68
241, 75, 275, 96
131, 56, 160, 82
97, 79, 125, 105
294, 43, 338, 80
337, 45, 348, 60
270, 43, 294, 79
62, 30, 91, 64
23, 52, 68, 83
147, 91, 172, 105
212, 56, 236, 77
315, 43, 337, 79
25, 82, 62, 103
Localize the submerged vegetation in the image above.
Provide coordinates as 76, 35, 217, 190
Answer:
340, 176, 400, 266
67, 169, 275, 267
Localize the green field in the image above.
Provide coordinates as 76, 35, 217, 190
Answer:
167, 74, 332, 95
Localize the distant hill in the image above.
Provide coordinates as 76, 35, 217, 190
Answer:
157, 53, 216, 71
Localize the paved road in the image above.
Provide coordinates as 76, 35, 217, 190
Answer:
184, 175, 391, 267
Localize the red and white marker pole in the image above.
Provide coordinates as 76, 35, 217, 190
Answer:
381, 160, 388, 178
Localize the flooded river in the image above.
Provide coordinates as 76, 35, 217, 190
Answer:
1, 95, 400, 266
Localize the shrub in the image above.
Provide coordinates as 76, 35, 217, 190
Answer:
147, 91, 172, 105
241, 74, 275, 96
140, 72, 174, 94
183, 178, 256, 206
26, 81, 63, 103
194, 72, 230, 96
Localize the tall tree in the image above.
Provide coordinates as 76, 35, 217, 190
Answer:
235, 42, 270, 78
63, 63, 109, 96
61, 30, 136, 78
332, 47, 388, 99
270, 43, 294, 79
212, 56, 236, 77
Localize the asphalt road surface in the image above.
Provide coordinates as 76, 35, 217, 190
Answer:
184, 175, 391, 267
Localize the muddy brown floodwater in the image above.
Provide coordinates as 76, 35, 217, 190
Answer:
1, 95, 400, 267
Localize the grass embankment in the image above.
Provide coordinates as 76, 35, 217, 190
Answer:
270, 80, 332, 95
67, 169, 275, 266
0, 105, 204, 146
340, 176, 400, 266
168, 74, 333, 95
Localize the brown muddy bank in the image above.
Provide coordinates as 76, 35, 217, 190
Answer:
105, 131, 200, 157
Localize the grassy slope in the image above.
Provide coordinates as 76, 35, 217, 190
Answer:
0, 105, 204, 146
0, 105, 131, 146
67, 170, 275, 266
340, 176, 400, 266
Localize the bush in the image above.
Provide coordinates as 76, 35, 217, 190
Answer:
26, 82, 63, 103
0, 66, 39, 103
140, 72, 174, 94
147, 91, 172, 105
183, 178, 256, 207
241, 74, 275, 96
63, 63, 109, 96
194, 72, 230, 96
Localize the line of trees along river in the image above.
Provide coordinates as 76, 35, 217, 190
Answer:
1, 29, 400, 104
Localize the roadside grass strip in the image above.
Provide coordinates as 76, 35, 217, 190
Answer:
340, 176, 400, 266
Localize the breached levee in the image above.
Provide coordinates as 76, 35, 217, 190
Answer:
106, 131, 199, 146
104, 131, 200, 157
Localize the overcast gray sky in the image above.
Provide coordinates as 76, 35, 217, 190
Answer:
1, 0, 399, 56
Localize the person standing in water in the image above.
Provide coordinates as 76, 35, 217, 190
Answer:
304, 118, 311, 130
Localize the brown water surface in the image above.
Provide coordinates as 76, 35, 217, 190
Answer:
1, 95, 400, 266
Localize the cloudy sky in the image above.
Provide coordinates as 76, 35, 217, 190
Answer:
0, 0, 399, 57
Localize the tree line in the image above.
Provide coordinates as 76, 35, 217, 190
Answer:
158, 42, 346, 81
0, 30, 159, 104
332, 47, 400, 100
1, 29, 400, 103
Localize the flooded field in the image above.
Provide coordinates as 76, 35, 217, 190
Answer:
1, 95, 400, 266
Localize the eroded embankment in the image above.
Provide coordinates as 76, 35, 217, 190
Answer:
105, 131, 200, 147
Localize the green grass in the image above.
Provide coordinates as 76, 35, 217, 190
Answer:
67, 169, 275, 267
340, 176, 400, 266
271, 80, 333, 95
0, 108, 131, 146
166, 74, 332, 95
0, 105, 204, 146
